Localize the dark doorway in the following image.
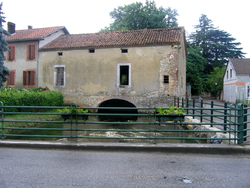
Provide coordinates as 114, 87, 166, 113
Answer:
98, 99, 138, 122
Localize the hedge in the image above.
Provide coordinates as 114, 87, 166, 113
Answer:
0, 87, 64, 112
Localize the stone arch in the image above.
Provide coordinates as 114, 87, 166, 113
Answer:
97, 98, 138, 122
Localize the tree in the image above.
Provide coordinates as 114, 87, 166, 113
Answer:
186, 43, 207, 95
206, 29, 245, 68
188, 14, 245, 74
100, 0, 178, 32
205, 67, 226, 99
0, 2, 10, 90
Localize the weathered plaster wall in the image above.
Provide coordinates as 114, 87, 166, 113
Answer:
39, 45, 186, 107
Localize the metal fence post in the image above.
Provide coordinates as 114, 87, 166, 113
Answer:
186, 98, 189, 115
224, 102, 228, 133
244, 104, 247, 141
210, 101, 214, 127
193, 98, 195, 119
182, 98, 184, 108
237, 103, 244, 144
1, 102, 3, 140
200, 100, 203, 122
177, 97, 180, 107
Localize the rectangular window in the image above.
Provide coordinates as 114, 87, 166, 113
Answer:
89, 49, 95, 53
23, 69, 36, 87
58, 52, 63, 56
164, 75, 169, 83
6, 70, 16, 87
54, 65, 66, 87
248, 84, 250, 100
7, 45, 16, 62
230, 69, 232, 78
26, 43, 37, 61
121, 49, 128, 53
117, 63, 131, 88
226, 70, 228, 79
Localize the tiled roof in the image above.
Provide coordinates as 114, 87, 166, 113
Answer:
230, 58, 250, 74
40, 27, 185, 51
6, 26, 69, 42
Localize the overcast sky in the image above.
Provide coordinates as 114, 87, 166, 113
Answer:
2, 0, 249, 57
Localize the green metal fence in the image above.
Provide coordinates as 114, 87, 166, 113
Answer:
0, 100, 249, 144
174, 97, 249, 144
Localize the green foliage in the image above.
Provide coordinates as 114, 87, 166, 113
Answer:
0, 86, 64, 112
187, 14, 245, 95
157, 106, 184, 116
205, 67, 226, 94
57, 106, 88, 114
100, 0, 178, 32
186, 43, 207, 95
188, 14, 245, 74
0, 3, 10, 90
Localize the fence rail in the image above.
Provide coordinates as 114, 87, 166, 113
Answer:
174, 97, 249, 144
0, 100, 249, 145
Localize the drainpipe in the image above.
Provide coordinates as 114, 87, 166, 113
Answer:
36, 41, 39, 88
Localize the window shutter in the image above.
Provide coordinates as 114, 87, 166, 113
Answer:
23, 71, 27, 85
30, 71, 36, 85
10, 71, 15, 85
30, 45, 35, 59
8, 46, 15, 61
6, 76, 10, 85
27, 44, 36, 60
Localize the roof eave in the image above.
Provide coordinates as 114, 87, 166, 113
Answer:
39, 42, 180, 52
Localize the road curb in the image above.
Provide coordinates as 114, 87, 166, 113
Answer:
0, 141, 249, 154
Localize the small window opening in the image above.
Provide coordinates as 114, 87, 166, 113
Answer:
120, 66, 129, 85
121, 49, 128, 53
58, 52, 63, 56
164, 75, 169, 83
89, 49, 95, 53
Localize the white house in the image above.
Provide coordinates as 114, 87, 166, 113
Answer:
223, 58, 250, 103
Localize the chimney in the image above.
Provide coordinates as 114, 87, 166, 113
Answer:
7, 22, 15, 34
28, 25, 33, 30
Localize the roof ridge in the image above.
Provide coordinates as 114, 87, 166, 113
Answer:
14, 26, 65, 32
70, 27, 184, 36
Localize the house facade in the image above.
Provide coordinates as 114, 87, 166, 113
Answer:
224, 58, 250, 103
39, 27, 187, 107
5, 22, 69, 88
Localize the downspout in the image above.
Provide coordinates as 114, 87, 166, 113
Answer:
36, 41, 39, 88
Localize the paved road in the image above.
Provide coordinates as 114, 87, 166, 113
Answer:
0, 148, 249, 188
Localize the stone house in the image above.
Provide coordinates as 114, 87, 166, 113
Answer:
5, 22, 69, 88
39, 27, 187, 108
223, 58, 250, 103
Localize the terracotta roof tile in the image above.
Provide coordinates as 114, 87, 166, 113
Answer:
6, 26, 68, 42
230, 58, 250, 74
40, 27, 185, 51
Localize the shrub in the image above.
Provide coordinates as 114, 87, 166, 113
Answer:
0, 86, 64, 112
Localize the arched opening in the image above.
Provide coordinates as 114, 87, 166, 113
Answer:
98, 99, 138, 122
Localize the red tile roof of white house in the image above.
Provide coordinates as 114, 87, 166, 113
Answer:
40, 27, 187, 54
6, 26, 69, 42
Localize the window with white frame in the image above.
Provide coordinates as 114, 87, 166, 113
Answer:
117, 63, 131, 88
247, 84, 250, 100
54, 65, 66, 87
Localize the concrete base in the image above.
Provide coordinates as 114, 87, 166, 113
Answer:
0, 140, 249, 155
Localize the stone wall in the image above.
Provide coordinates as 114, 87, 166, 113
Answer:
63, 92, 175, 108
